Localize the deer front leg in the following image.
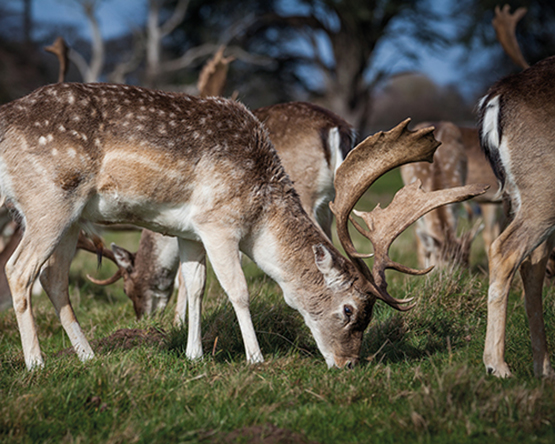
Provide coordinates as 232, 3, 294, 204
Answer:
174, 239, 206, 360
40, 224, 94, 363
519, 237, 555, 378
200, 231, 263, 364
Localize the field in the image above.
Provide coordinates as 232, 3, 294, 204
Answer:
1, 170, 555, 443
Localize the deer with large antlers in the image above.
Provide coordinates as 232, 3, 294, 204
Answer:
89, 101, 355, 319
0, 81, 485, 370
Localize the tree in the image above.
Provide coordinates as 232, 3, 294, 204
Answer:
236, 0, 449, 135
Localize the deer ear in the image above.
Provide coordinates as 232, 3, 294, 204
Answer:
313, 244, 346, 288
111, 244, 135, 273
313, 244, 333, 273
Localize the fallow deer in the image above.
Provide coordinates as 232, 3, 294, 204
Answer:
401, 123, 503, 269
0, 82, 485, 370
477, 4, 555, 378
89, 101, 355, 319
400, 122, 479, 268
478, 55, 555, 378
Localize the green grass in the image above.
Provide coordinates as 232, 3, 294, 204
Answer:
1, 170, 555, 443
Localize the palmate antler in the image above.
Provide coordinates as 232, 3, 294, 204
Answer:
492, 4, 529, 70
330, 119, 488, 310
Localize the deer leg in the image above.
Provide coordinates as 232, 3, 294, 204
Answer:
484, 216, 551, 378
199, 231, 263, 364
6, 219, 73, 369
174, 239, 206, 360
519, 235, 555, 378
39, 224, 94, 363
479, 203, 501, 253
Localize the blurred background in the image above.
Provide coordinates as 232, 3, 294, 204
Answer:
1, 0, 554, 137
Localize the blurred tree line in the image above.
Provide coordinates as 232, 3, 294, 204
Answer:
0, 0, 553, 136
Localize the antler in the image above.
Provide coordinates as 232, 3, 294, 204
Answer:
330, 119, 488, 309
197, 46, 235, 97
44, 36, 69, 83
76, 232, 124, 285
492, 4, 529, 69
351, 181, 488, 290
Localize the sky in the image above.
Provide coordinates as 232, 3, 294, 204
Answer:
8, 0, 482, 93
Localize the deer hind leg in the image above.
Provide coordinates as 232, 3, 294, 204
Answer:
519, 234, 555, 378
198, 229, 263, 364
6, 213, 76, 369
174, 239, 206, 360
484, 215, 552, 378
39, 223, 94, 363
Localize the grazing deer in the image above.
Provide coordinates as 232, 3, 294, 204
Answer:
89, 101, 355, 319
0, 82, 485, 370
400, 122, 483, 268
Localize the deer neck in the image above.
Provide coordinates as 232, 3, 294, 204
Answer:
245, 195, 337, 312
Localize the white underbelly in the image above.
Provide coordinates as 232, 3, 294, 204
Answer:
82, 194, 201, 240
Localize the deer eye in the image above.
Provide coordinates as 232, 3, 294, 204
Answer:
344, 304, 354, 317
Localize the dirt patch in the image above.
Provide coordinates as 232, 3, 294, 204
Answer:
56, 327, 166, 356
207, 424, 319, 444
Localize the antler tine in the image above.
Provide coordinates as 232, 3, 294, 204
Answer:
492, 4, 529, 70
76, 231, 125, 286
44, 36, 69, 83
330, 118, 439, 263
352, 181, 489, 292
197, 45, 235, 97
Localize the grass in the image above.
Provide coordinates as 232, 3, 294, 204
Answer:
2, 169, 555, 443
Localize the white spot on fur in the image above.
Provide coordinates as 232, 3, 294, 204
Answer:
38, 136, 47, 145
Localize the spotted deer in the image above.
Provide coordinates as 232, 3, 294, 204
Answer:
88, 101, 355, 319
0, 82, 485, 370
400, 122, 483, 269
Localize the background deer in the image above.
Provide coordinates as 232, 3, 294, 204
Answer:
401, 122, 502, 270
90, 100, 355, 319
0, 82, 485, 370
400, 122, 478, 268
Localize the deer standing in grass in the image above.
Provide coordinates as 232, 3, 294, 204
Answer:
0, 81, 485, 370
478, 5, 555, 378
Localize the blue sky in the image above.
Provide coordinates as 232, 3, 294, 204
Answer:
10, 0, 482, 92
